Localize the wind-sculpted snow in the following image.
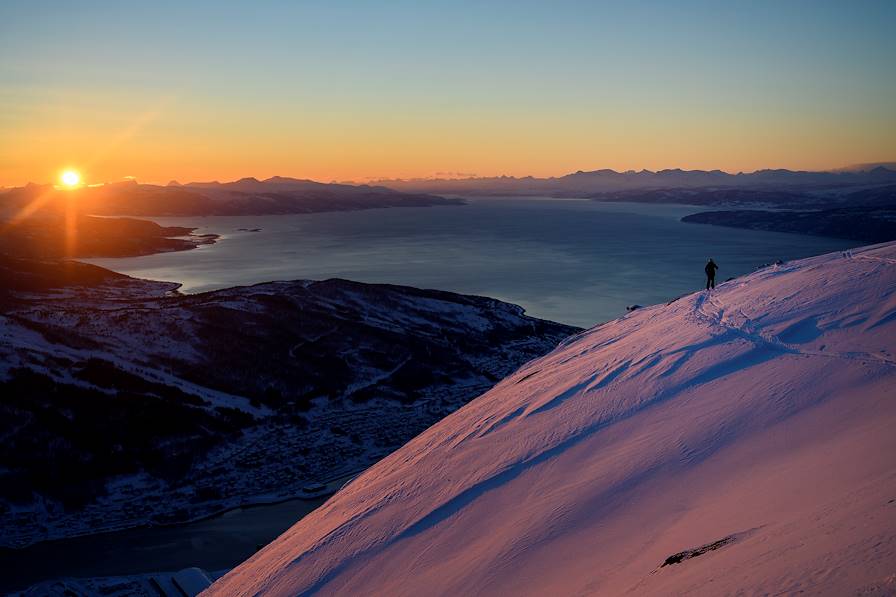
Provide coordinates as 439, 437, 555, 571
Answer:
209, 242, 896, 596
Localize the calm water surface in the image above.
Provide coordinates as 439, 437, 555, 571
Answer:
0, 497, 326, 593
88, 198, 857, 327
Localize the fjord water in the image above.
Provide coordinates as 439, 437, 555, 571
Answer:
88, 198, 856, 327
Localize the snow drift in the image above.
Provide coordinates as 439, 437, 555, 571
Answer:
207, 243, 896, 596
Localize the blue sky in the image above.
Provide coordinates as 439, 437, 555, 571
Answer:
2, 1, 894, 184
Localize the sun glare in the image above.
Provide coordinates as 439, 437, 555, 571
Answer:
60, 170, 81, 187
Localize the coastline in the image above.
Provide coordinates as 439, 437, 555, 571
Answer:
681, 207, 896, 243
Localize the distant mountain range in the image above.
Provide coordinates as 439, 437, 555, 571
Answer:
370, 167, 896, 242
830, 161, 896, 173
3, 170, 894, 249
5, 169, 895, 211
0, 177, 462, 258
0, 176, 460, 218
372, 166, 896, 196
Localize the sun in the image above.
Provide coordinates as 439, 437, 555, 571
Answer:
60, 170, 81, 187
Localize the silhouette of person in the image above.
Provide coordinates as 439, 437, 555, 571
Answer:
705, 258, 718, 290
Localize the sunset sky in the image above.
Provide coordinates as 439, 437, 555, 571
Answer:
1, 0, 894, 186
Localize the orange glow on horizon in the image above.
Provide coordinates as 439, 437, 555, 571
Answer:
1, 96, 893, 187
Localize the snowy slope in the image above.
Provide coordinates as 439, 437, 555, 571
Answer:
207, 243, 896, 596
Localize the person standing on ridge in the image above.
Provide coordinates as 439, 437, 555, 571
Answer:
705, 258, 718, 290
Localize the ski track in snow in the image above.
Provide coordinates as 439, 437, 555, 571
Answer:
695, 289, 895, 368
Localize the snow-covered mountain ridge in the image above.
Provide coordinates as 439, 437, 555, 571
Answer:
209, 242, 896, 596
0, 258, 575, 549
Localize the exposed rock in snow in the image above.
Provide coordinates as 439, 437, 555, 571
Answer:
208, 242, 896, 596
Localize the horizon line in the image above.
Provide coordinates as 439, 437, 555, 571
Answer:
5, 161, 896, 189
